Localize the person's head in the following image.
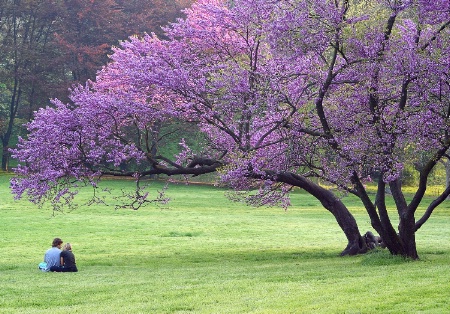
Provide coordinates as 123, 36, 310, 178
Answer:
63, 243, 72, 251
52, 238, 63, 248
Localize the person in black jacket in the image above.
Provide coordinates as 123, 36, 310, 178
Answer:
49, 243, 78, 272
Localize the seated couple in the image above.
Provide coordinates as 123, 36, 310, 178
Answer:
43, 238, 78, 272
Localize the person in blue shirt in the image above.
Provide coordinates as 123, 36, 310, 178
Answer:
43, 238, 63, 272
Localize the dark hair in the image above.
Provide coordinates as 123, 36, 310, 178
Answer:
52, 238, 63, 247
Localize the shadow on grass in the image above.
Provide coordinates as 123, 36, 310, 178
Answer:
160, 231, 203, 237
81, 248, 344, 268
360, 249, 415, 266
238, 249, 340, 262
0, 265, 20, 271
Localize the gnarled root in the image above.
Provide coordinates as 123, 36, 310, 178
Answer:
340, 231, 385, 256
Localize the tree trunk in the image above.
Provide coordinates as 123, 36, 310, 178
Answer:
389, 180, 419, 259
2, 91, 19, 171
1, 144, 9, 171
398, 211, 419, 259
265, 171, 367, 255
398, 213, 419, 259
445, 159, 450, 200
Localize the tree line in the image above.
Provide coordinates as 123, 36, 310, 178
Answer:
0, 0, 193, 170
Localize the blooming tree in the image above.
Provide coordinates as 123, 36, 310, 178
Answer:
11, 0, 450, 258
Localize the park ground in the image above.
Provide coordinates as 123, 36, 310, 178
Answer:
1, 175, 450, 313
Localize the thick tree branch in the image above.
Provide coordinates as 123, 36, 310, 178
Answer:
409, 142, 450, 212
251, 169, 366, 256
415, 184, 450, 231
102, 157, 223, 178
421, 20, 450, 51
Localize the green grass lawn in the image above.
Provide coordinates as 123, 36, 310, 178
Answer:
1, 175, 450, 313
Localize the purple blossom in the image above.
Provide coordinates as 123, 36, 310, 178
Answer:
11, 0, 450, 211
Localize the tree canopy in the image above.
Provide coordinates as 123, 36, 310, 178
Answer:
11, 0, 450, 259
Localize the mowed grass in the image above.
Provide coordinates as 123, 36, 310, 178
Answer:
1, 175, 450, 313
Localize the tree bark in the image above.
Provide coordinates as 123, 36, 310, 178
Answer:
399, 213, 419, 259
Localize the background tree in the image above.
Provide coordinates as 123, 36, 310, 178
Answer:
0, 0, 194, 170
11, 0, 450, 259
48, 0, 195, 94
0, 0, 62, 170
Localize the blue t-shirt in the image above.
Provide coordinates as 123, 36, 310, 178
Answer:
44, 247, 61, 271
